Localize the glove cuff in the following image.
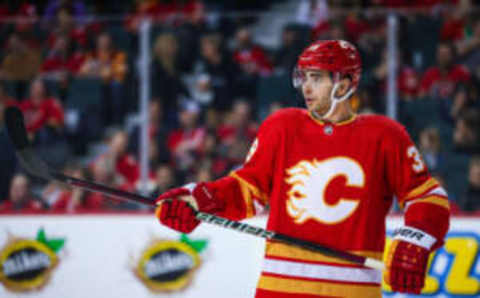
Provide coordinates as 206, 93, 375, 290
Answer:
393, 226, 437, 250
192, 182, 225, 213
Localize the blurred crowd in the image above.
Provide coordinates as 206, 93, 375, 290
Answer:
0, 0, 479, 214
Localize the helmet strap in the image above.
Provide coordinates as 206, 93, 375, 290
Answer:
315, 74, 356, 119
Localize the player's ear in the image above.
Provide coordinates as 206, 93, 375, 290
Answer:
337, 76, 352, 97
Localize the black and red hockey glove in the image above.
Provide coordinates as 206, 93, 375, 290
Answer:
384, 226, 436, 294
155, 182, 224, 233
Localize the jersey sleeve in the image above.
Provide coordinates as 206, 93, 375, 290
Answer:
206, 112, 282, 220
383, 121, 450, 249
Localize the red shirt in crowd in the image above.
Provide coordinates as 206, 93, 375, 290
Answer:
167, 127, 206, 154
419, 65, 470, 98
398, 67, 420, 98
19, 97, 64, 133
344, 15, 371, 43
373, 0, 458, 7
50, 190, 105, 212
440, 18, 465, 41
233, 46, 273, 76
0, 199, 43, 213
216, 123, 258, 145
41, 51, 86, 75
91, 153, 140, 186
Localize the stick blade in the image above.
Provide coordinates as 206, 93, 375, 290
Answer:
4, 106, 52, 180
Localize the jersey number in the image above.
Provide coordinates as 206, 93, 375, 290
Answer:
407, 146, 425, 173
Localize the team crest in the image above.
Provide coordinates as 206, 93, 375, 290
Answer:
286, 157, 364, 224
132, 234, 208, 292
0, 228, 65, 292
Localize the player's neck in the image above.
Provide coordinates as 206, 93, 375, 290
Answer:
316, 102, 355, 124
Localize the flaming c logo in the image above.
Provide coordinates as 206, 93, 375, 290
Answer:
286, 157, 365, 225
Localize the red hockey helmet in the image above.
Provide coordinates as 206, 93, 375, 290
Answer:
293, 40, 362, 91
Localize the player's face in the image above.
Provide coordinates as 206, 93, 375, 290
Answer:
301, 70, 333, 115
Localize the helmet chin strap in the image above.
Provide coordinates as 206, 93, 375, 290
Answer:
314, 81, 355, 120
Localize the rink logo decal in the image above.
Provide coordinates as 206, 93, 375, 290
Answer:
0, 228, 65, 292
133, 234, 208, 292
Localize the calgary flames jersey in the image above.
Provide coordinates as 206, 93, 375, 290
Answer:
207, 108, 450, 298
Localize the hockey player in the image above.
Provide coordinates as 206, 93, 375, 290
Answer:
155, 40, 450, 297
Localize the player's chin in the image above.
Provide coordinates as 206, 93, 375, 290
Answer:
310, 104, 329, 116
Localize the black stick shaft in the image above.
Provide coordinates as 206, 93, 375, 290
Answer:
54, 171, 368, 265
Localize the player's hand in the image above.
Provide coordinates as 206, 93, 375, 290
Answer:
384, 226, 436, 294
154, 183, 224, 233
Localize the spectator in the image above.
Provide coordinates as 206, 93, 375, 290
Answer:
373, 49, 420, 101
128, 100, 170, 163
46, 7, 88, 52
43, 0, 88, 24
0, 102, 17, 200
18, 79, 65, 142
419, 42, 471, 99
87, 157, 128, 210
0, 83, 17, 106
125, 0, 205, 31
344, 12, 371, 44
232, 27, 273, 77
50, 166, 104, 212
193, 33, 238, 111
167, 101, 206, 172
0, 174, 44, 212
41, 35, 85, 78
151, 32, 189, 119
0, 34, 42, 100
93, 129, 140, 187
440, 8, 466, 42
458, 156, 480, 212
418, 126, 446, 173
199, 132, 231, 178
216, 100, 258, 147
447, 81, 479, 121
13, 1, 38, 34
40, 35, 85, 100
151, 164, 176, 197
190, 73, 214, 108
456, 19, 480, 79
42, 163, 78, 208
195, 166, 213, 182
295, 0, 329, 28
274, 25, 305, 73
79, 32, 128, 125
453, 109, 480, 154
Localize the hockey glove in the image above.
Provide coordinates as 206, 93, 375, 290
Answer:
155, 182, 224, 233
384, 226, 436, 294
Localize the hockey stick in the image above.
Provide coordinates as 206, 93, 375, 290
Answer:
4, 107, 384, 271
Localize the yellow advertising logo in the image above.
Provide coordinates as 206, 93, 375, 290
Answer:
133, 234, 207, 292
0, 229, 65, 292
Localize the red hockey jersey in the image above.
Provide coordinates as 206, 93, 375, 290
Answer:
207, 108, 450, 298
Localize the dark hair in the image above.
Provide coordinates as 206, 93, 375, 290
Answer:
459, 109, 480, 132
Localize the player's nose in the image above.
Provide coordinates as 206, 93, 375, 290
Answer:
302, 82, 312, 95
